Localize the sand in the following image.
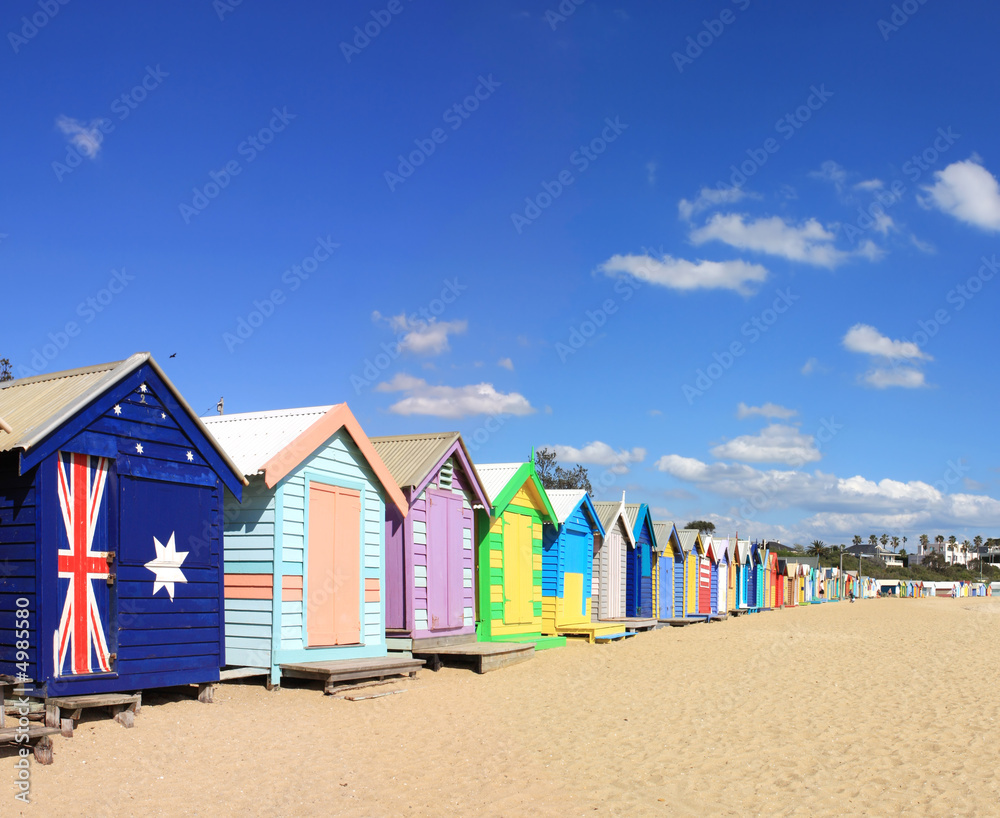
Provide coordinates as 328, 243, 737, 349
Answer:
9, 597, 1000, 816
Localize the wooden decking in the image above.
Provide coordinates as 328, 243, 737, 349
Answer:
547, 620, 632, 644
593, 631, 636, 643
280, 655, 424, 694
660, 617, 702, 627
47, 692, 142, 733
601, 617, 659, 632
413, 641, 534, 674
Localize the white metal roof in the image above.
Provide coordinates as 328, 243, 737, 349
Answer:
474, 462, 522, 505
545, 489, 587, 524
201, 405, 337, 476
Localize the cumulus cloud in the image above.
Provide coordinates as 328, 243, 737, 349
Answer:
801, 358, 819, 375
736, 402, 797, 420
654, 453, 1000, 531
863, 366, 927, 389
497, 357, 514, 371
710, 424, 820, 466
550, 441, 646, 474
599, 251, 768, 296
678, 186, 752, 221
56, 115, 105, 159
646, 161, 657, 186
372, 312, 467, 355
375, 373, 534, 418
842, 324, 930, 361
689, 213, 862, 268
920, 157, 1000, 232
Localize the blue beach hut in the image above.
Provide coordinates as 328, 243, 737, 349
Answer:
0, 353, 246, 698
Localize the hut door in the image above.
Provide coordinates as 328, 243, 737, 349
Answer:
591, 535, 602, 621
307, 484, 361, 647
659, 556, 672, 618
502, 514, 534, 625
426, 491, 464, 630
54, 452, 116, 676
606, 526, 622, 618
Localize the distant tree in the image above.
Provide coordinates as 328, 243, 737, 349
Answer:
974, 535, 983, 561
899, 548, 907, 558
891, 535, 900, 551
948, 535, 957, 565
923, 550, 946, 571
902, 535, 908, 552
919, 534, 929, 553
685, 520, 716, 535
869, 534, 878, 549
808, 539, 826, 558
852, 535, 862, 548
534, 447, 593, 494
880, 533, 889, 548
0, 358, 11, 382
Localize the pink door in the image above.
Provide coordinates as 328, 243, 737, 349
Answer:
307, 483, 361, 646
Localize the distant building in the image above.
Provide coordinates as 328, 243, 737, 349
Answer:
845, 543, 904, 567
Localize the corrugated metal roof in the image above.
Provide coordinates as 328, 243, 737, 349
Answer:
0, 356, 129, 452
0, 416, 11, 435
201, 406, 337, 476
369, 431, 460, 490
622, 502, 641, 530
474, 462, 522, 505
678, 529, 700, 553
0, 353, 246, 486
653, 521, 675, 548
545, 489, 587, 524
592, 501, 621, 533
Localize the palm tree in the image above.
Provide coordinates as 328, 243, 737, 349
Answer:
948, 535, 957, 565
852, 535, 862, 548
809, 539, 826, 559
868, 534, 878, 550
902, 535, 908, 552
919, 534, 929, 555
974, 535, 983, 561
962, 539, 971, 566
880, 533, 889, 548
891, 535, 900, 552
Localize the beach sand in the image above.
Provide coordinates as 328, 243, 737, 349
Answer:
10, 597, 1000, 816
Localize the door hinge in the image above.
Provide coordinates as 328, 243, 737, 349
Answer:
106, 575, 115, 587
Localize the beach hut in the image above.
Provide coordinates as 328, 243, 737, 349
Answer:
0, 353, 246, 699
765, 550, 779, 609
367, 432, 489, 651
540, 490, 622, 642
623, 503, 656, 618
592, 499, 634, 621
653, 521, 683, 620
204, 404, 424, 689
727, 541, 738, 612
713, 536, 731, 614
737, 540, 754, 611
678, 529, 705, 617
475, 460, 564, 648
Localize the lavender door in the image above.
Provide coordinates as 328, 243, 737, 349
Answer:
426, 490, 465, 630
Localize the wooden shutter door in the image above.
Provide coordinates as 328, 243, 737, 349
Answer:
307, 484, 361, 647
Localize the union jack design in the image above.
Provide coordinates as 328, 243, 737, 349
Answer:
55, 452, 112, 675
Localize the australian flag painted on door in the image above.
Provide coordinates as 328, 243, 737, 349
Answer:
55, 451, 115, 677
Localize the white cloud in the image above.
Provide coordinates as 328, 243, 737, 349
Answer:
56, 115, 105, 159
689, 213, 858, 268
920, 157, 1000, 232
801, 357, 819, 375
910, 234, 935, 254
736, 402, 797, 420
711, 423, 820, 466
375, 373, 534, 418
854, 178, 884, 191
863, 366, 927, 389
497, 357, 514, 371
550, 441, 646, 474
654, 453, 1000, 531
809, 160, 847, 191
842, 324, 930, 361
678, 186, 751, 221
599, 251, 768, 296
372, 312, 467, 356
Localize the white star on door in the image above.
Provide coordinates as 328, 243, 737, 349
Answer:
145, 532, 189, 601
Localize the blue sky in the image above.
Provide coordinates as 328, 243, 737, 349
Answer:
4, 0, 1000, 546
